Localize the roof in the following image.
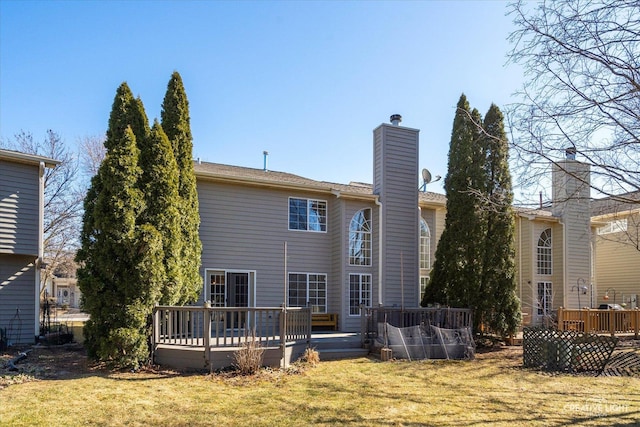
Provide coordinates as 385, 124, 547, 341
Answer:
591, 190, 640, 217
0, 148, 60, 168
513, 206, 558, 222
193, 160, 446, 204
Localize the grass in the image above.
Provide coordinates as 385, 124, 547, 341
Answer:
1, 347, 639, 426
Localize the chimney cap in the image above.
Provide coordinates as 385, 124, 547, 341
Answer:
565, 146, 577, 160
390, 114, 402, 126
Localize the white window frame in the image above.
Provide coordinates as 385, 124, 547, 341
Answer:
597, 218, 627, 235
288, 197, 327, 232
288, 272, 327, 313
204, 269, 256, 308
349, 208, 372, 266
537, 281, 553, 316
420, 218, 431, 269
420, 276, 429, 303
537, 228, 552, 275
349, 274, 371, 316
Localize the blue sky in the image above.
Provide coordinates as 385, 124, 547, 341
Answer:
0, 0, 522, 194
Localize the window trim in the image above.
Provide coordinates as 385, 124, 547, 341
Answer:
537, 228, 552, 276
288, 197, 328, 233
420, 276, 429, 303
287, 272, 327, 313
349, 273, 372, 316
597, 218, 627, 235
537, 281, 553, 316
349, 208, 372, 266
420, 218, 431, 270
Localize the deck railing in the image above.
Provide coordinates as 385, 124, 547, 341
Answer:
361, 307, 473, 342
153, 305, 312, 349
557, 307, 640, 337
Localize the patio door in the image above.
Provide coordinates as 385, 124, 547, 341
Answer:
206, 269, 255, 329
228, 273, 249, 308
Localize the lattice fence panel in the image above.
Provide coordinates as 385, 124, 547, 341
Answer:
523, 327, 618, 375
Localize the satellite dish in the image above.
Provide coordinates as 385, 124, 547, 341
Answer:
422, 168, 432, 184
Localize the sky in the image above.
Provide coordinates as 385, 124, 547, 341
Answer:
0, 0, 523, 195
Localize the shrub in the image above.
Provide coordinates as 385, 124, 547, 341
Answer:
233, 332, 264, 375
299, 347, 320, 366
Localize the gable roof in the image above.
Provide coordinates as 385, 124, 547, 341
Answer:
193, 160, 446, 204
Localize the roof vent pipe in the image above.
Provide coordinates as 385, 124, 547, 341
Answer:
390, 114, 402, 126
263, 151, 269, 172
565, 146, 576, 160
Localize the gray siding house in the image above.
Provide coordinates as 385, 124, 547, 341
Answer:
193, 116, 620, 331
0, 149, 58, 344
194, 117, 445, 332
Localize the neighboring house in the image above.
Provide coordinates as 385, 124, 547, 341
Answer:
0, 149, 59, 344
42, 258, 82, 309
592, 191, 640, 308
514, 154, 598, 324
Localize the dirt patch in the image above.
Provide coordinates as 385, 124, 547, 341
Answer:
1, 343, 91, 388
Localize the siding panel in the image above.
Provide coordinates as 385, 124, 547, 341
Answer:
0, 160, 40, 255
0, 254, 37, 344
197, 180, 334, 308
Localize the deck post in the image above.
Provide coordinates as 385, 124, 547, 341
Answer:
204, 305, 211, 372
557, 307, 564, 331
360, 305, 366, 348
635, 308, 639, 339
280, 304, 287, 369
307, 307, 312, 348
152, 306, 159, 361
609, 309, 615, 337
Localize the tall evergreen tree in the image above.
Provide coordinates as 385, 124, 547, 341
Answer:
138, 120, 182, 305
76, 83, 163, 368
161, 72, 202, 304
480, 104, 520, 336
423, 94, 487, 330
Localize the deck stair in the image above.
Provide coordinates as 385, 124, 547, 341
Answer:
311, 332, 369, 361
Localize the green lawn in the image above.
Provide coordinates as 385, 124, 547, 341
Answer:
1, 348, 639, 426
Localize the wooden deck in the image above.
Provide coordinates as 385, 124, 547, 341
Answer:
557, 307, 640, 337
152, 306, 312, 371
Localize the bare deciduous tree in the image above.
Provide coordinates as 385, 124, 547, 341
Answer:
77, 134, 106, 179
507, 0, 640, 202
4, 130, 83, 293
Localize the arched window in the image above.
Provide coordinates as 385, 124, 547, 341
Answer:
349, 209, 372, 266
420, 219, 431, 269
537, 228, 552, 275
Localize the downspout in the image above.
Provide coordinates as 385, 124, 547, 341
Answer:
518, 216, 522, 311
36, 161, 45, 339
560, 218, 567, 308
375, 197, 383, 306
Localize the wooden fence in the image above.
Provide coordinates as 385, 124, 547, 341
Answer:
557, 307, 640, 338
